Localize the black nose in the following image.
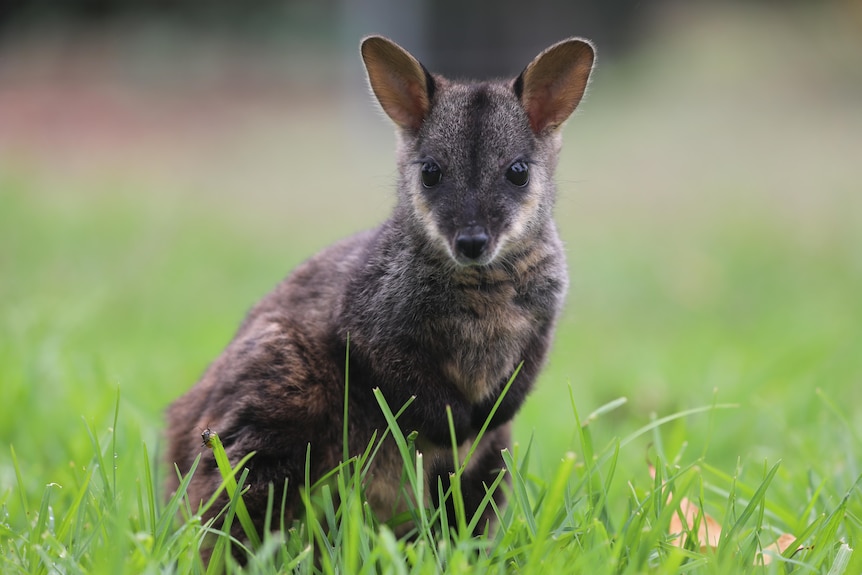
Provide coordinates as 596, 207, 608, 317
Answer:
454, 226, 489, 260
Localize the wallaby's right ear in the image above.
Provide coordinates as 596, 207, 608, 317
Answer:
515, 38, 595, 135
361, 36, 435, 133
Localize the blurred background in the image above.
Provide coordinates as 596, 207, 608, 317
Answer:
1, 0, 861, 486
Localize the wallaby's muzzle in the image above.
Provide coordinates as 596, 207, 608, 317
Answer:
453, 225, 490, 262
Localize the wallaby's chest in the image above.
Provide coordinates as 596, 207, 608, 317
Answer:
419, 250, 563, 403
436, 283, 533, 403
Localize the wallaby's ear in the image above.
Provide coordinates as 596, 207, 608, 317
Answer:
361, 36, 435, 133
514, 38, 595, 135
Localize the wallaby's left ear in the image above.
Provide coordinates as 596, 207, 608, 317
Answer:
515, 38, 595, 135
361, 36, 435, 133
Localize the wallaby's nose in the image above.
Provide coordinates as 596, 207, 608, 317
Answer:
454, 226, 489, 261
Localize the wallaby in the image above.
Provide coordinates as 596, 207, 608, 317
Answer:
166, 35, 594, 549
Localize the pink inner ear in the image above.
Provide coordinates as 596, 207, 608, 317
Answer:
527, 85, 565, 134
372, 71, 427, 132
404, 81, 429, 131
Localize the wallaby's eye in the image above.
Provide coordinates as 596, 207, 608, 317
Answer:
420, 161, 442, 188
505, 161, 529, 187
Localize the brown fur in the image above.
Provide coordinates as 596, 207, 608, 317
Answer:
165, 35, 595, 556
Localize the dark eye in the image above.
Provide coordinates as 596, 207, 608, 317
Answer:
421, 161, 442, 188
505, 160, 529, 187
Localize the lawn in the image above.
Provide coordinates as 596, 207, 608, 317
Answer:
1, 6, 861, 573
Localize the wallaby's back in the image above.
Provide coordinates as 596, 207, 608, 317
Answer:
166, 35, 594, 551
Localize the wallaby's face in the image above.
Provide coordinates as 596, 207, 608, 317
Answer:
362, 37, 594, 266
410, 85, 545, 265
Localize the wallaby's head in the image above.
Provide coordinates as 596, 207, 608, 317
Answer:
361, 36, 594, 266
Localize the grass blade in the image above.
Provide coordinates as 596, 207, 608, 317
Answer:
207, 430, 261, 550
